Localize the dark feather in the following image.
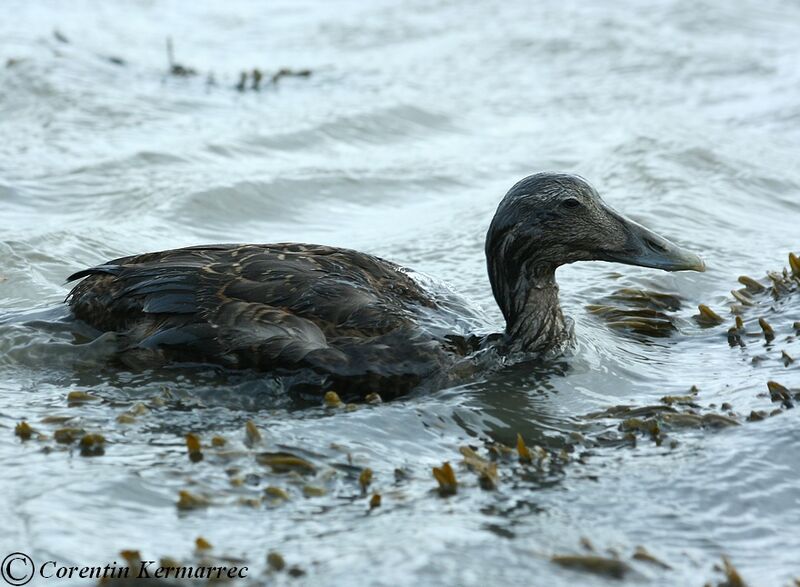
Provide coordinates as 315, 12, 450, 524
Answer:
66, 243, 453, 398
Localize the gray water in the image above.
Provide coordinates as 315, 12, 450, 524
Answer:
1, 1, 799, 585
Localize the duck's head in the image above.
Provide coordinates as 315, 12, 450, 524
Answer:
486, 173, 704, 326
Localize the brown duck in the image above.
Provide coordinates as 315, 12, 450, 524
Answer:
67, 173, 704, 399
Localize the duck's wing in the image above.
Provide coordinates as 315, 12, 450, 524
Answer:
66, 244, 446, 390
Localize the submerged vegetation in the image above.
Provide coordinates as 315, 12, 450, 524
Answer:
5, 31, 314, 94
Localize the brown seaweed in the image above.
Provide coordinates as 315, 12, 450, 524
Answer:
186, 433, 203, 462
459, 446, 499, 490
551, 554, 630, 579
256, 452, 316, 475
14, 421, 33, 441
79, 433, 106, 456
54, 427, 85, 444
359, 467, 373, 492
432, 462, 457, 496
695, 304, 724, 326
758, 318, 774, 343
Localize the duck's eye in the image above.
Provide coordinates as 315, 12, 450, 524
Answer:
561, 198, 582, 209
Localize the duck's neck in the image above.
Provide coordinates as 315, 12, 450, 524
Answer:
487, 256, 568, 353
505, 274, 567, 353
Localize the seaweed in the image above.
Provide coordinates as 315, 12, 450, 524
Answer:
267, 552, 286, 571
165, 38, 197, 77
302, 485, 326, 497
194, 537, 212, 551
54, 427, 85, 444
79, 433, 105, 456
551, 554, 630, 579
516, 433, 532, 463
758, 317, 775, 343
14, 421, 33, 441
359, 467, 373, 492
324, 391, 344, 408
67, 390, 99, 406
695, 304, 725, 326
432, 462, 457, 496
369, 493, 382, 509
244, 420, 262, 446
712, 556, 748, 587
459, 446, 499, 490
264, 486, 290, 504
186, 433, 203, 462
176, 490, 210, 510
256, 452, 316, 474
766, 381, 793, 408
632, 546, 671, 569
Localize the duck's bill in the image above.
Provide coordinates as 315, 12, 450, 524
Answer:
601, 212, 706, 272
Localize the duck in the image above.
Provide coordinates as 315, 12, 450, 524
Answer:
66, 173, 704, 399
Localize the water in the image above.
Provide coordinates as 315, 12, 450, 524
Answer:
1, 1, 799, 585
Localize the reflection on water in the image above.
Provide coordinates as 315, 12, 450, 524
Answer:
1, 0, 800, 585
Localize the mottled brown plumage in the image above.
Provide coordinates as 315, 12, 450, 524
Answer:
67, 174, 704, 399
67, 243, 468, 398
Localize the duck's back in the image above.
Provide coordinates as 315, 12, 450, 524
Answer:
67, 243, 453, 398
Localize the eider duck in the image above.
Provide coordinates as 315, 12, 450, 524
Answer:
66, 173, 704, 399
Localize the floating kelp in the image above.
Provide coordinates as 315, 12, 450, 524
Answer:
359, 467, 373, 492
186, 433, 203, 462
79, 433, 105, 456
586, 404, 677, 419
245, 420, 262, 446
256, 452, 316, 475
731, 289, 754, 306
727, 326, 744, 348
516, 433, 532, 463
235, 67, 312, 91
432, 462, 457, 496
54, 427, 85, 444
767, 381, 793, 407
713, 556, 749, 587
738, 275, 766, 293
588, 288, 683, 337
115, 413, 136, 424
302, 485, 326, 498
789, 252, 800, 277
632, 546, 671, 569
165, 38, 197, 77
459, 446, 499, 490
324, 391, 344, 408
116, 402, 150, 424
587, 305, 676, 336
369, 493, 382, 509
607, 288, 683, 311
272, 68, 312, 83
758, 318, 775, 343
551, 554, 630, 579
695, 304, 725, 326
267, 552, 286, 572
365, 392, 383, 404
620, 417, 661, 444
195, 537, 212, 551
264, 486, 290, 504
661, 413, 738, 429
176, 490, 210, 510
660, 393, 699, 407
14, 421, 33, 440
67, 390, 99, 406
